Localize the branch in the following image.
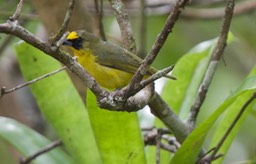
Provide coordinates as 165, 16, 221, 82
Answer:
140, 65, 174, 88
188, 0, 235, 129
143, 127, 179, 153
148, 92, 189, 143
109, 0, 136, 53
0, 67, 66, 98
10, 0, 25, 21
20, 140, 62, 164
50, 0, 75, 44
125, 0, 190, 97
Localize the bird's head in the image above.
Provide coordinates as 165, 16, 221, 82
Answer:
63, 31, 84, 50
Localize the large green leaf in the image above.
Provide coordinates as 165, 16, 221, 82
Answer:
170, 66, 256, 164
0, 117, 73, 164
209, 67, 256, 164
15, 42, 102, 163
162, 39, 216, 120
86, 90, 146, 164
149, 37, 220, 163
162, 33, 234, 120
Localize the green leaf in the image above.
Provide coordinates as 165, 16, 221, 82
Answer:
162, 32, 234, 120
15, 42, 102, 164
86, 90, 146, 164
170, 66, 256, 164
162, 38, 216, 120
0, 117, 73, 164
209, 68, 256, 164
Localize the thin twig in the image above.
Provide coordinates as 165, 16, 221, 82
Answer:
0, 67, 66, 98
140, 65, 175, 87
208, 92, 256, 162
50, 0, 75, 44
188, 0, 235, 129
114, 64, 175, 101
162, 135, 180, 150
196, 147, 216, 164
156, 133, 161, 164
144, 128, 178, 153
20, 140, 62, 164
109, 0, 136, 53
125, 0, 190, 98
10, 0, 25, 21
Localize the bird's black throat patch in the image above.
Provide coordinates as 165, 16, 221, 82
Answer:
63, 37, 84, 50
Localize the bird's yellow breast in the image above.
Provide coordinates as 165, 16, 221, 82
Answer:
71, 47, 133, 90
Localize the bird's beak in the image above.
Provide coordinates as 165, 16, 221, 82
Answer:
62, 39, 73, 46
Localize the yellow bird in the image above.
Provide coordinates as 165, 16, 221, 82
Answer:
63, 30, 174, 90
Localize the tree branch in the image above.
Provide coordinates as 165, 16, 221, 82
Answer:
109, 0, 136, 53
10, 0, 25, 21
0, 67, 66, 98
50, 0, 75, 44
20, 140, 62, 164
149, 92, 189, 143
188, 0, 235, 129
125, 0, 190, 97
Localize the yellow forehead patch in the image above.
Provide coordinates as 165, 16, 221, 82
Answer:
67, 31, 79, 40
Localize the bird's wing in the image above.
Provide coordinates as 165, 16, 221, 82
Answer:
93, 40, 158, 75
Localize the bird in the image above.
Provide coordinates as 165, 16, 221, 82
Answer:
62, 30, 175, 90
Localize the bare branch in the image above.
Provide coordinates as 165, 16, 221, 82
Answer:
0, 67, 66, 98
109, 0, 136, 53
156, 132, 161, 164
148, 92, 189, 143
188, 0, 235, 129
10, 0, 25, 21
140, 65, 175, 88
143, 127, 179, 153
50, 0, 75, 44
20, 140, 62, 164
125, 0, 190, 97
